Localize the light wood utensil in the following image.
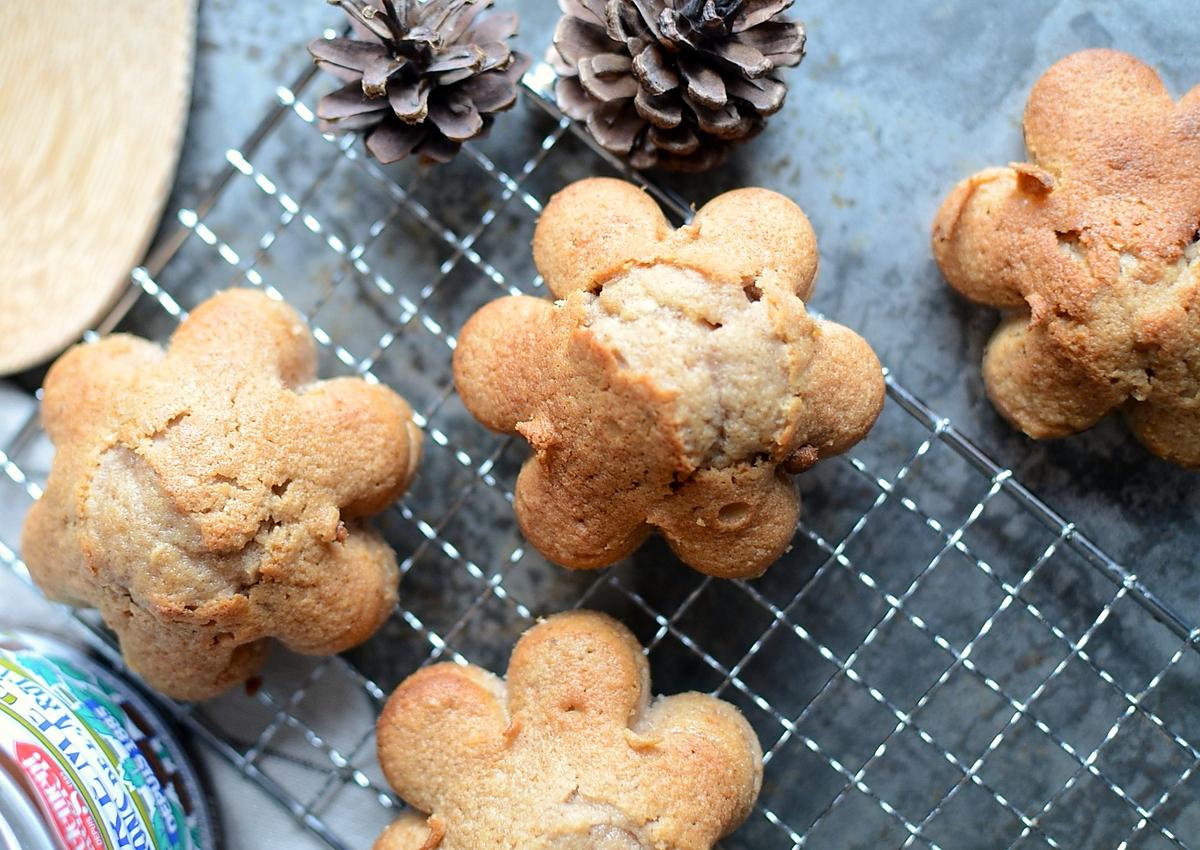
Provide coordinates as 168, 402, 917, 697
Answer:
0, 0, 196, 374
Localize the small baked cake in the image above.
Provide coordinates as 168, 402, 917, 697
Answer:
374, 610, 762, 850
933, 49, 1200, 467
22, 289, 421, 699
453, 177, 884, 578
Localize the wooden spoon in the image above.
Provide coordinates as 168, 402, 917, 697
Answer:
0, 0, 196, 374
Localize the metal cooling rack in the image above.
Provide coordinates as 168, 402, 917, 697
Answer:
1, 52, 1199, 850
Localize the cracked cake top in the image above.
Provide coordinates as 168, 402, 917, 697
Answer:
933, 49, 1200, 467
21, 288, 422, 699
452, 177, 884, 578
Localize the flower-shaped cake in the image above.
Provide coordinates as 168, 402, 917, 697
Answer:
374, 610, 762, 849
453, 177, 884, 577
933, 49, 1200, 467
22, 289, 422, 699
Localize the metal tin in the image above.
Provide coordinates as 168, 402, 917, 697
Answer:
0, 630, 215, 850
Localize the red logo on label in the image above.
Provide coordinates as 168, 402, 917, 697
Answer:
15, 741, 105, 850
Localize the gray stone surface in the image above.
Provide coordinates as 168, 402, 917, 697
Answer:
2, 2, 1198, 849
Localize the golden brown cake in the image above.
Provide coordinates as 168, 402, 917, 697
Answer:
453, 177, 884, 578
374, 610, 763, 850
932, 49, 1200, 467
21, 289, 422, 699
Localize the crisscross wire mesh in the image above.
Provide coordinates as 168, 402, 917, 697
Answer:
0, 54, 1198, 850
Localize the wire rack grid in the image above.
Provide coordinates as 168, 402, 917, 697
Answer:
1, 50, 1199, 850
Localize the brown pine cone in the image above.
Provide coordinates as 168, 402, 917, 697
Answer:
551, 0, 806, 172
309, 0, 530, 164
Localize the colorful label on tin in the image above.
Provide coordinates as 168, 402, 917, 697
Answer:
15, 740, 105, 849
0, 646, 202, 849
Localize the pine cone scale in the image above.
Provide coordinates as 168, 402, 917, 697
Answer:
731, 0, 791, 32
555, 77, 594, 120
427, 45, 486, 75
726, 74, 785, 113
714, 41, 771, 77
318, 82, 391, 120
579, 58, 641, 102
415, 128, 462, 163
418, 0, 471, 34
631, 44, 679, 94
335, 0, 394, 41
679, 58, 727, 108
562, 0, 607, 26
438, 4, 488, 43
462, 71, 519, 112
648, 123, 699, 154
552, 0, 805, 170
382, 0, 411, 29
362, 56, 407, 97
318, 112, 383, 133
554, 16, 614, 65
684, 94, 749, 137
366, 122, 425, 161
478, 41, 515, 71
310, 38, 388, 75
430, 91, 484, 140
634, 88, 682, 127
627, 0, 666, 38
740, 20, 805, 59
587, 101, 642, 152
467, 11, 520, 43
590, 53, 634, 75
388, 77, 432, 122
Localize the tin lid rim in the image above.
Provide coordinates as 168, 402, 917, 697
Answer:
0, 627, 218, 850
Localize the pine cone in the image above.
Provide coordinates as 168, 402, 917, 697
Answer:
309, 0, 530, 164
551, 0, 805, 171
